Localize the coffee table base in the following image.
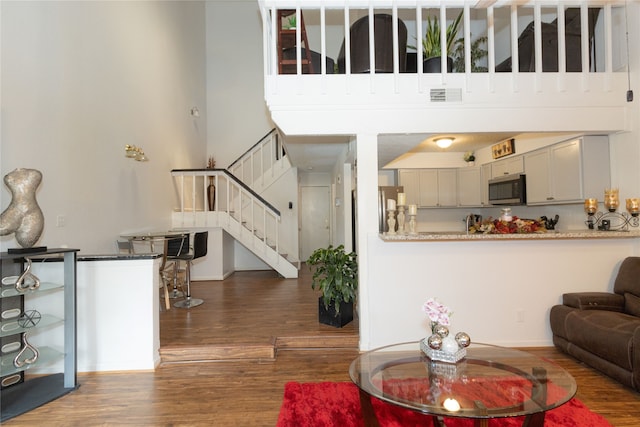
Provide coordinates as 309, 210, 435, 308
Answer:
358, 388, 547, 427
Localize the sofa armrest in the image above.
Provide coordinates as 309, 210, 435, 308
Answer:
562, 292, 625, 311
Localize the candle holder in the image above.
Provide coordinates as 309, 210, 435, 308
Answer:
585, 195, 640, 231
396, 205, 406, 234
408, 213, 417, 235
386, 209, 397, 235
604, 188, 620, 212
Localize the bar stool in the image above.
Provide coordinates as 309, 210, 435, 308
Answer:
174, 231, 207, 309
160, 234, 189, 308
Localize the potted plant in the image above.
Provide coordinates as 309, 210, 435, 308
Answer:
307, 245, 358, 328
285, 15, 296, 30
463, 151, 476, 165
452, 35, 488, 73
413, 12, 462, 73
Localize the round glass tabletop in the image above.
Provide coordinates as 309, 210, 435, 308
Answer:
349, 341, 577, 420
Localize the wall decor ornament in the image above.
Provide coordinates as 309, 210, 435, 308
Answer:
0, 169, 46, 251
491, 138, 515, 159
206, 156, 216, 211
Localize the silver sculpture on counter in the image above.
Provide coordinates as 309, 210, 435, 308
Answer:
0, 168, 45, 248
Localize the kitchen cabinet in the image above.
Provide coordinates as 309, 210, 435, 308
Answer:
397, 169, 420, 206
419, 169, 457, 207
491, 155, 524, 178
457, 166, 482, 207
398, 169, 457, 208
524, 136, 610, 205
480, 163, 492, 206
1, 248, 78, 422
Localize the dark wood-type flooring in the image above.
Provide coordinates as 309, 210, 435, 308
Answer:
5, 267, 640, 426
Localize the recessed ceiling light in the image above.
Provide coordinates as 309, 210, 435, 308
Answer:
435, 138, 454, 149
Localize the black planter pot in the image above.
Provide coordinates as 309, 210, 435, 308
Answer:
318, 297, 354, 328
423, 56, 453, 73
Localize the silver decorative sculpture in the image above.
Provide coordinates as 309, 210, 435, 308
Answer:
0, 169, 45, 248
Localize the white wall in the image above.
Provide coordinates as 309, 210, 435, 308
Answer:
206, 1, 273, 168
1, 1, 207, 254
363, 234, 640, 350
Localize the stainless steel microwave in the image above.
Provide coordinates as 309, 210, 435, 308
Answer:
488, 174, 526, 205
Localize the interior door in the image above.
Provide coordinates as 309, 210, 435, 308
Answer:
300, 186, 331, 261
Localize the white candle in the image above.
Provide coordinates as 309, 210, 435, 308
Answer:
387, 199, 396, 211
408, 204, 417, 215
397, 193, 406, 206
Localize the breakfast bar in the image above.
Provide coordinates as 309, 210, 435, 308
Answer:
380, 230, 640, 242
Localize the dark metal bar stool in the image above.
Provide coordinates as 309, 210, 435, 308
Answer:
174, 231, 207, 309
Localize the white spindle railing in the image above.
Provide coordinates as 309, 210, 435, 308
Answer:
227, 129, 287, 192
171, 169, 282, 256
260, 0, 625, 78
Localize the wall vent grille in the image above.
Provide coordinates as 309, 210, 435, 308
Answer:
430, 88, 462, 103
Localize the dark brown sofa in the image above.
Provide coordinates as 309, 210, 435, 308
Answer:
550, 257, 640, 391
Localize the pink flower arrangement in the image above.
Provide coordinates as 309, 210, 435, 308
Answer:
422, 298, 452, 328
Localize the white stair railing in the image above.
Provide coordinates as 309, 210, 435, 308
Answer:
170, 169, 297, 278
227, 128, 289, 193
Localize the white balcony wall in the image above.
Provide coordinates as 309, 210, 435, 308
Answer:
260, 1, 631, 136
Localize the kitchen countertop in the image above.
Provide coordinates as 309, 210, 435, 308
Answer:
380, 230, 640, 241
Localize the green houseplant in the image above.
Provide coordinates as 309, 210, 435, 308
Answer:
452, 35, 488, 73
307, 245, 358, 328
413, 11, 462, 72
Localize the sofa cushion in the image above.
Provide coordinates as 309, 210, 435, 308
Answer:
625, 292, 640, 317
564, 309, 640, 371
613, 257, 640, 296
563, 292, 624, 311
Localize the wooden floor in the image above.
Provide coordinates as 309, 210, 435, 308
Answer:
5, 268, 640, 426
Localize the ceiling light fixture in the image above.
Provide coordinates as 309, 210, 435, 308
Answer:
435, 138, 454, 149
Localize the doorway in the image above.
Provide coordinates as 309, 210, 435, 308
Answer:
300, 185, 331, 261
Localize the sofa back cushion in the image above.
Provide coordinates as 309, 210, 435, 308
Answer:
614, 257, 640, 298
624, 293, 640, 317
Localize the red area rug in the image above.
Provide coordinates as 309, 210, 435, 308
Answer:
276, 381, 613, 427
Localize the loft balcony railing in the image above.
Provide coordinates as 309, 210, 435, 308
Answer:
259, 0, 630, 110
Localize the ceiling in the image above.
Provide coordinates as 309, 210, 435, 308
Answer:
283, 132, 518, 172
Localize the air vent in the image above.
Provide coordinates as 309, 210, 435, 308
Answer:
430, 88, 462, 103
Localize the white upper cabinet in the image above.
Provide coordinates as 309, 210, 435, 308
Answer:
420, 170, 458, 207
480, 163, 492, 206
491, 156, 524, 178
524, 136, 610, 205
524, 149, 552, 203
398, 169, 457, 208
398, 169, 420, 206
457, 166, 482, 207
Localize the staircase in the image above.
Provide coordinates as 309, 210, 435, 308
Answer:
171, 130, 298, 279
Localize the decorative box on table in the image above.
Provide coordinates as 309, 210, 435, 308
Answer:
421, 338, 466, 364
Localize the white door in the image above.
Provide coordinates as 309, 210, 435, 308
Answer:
300, 186, 331, 261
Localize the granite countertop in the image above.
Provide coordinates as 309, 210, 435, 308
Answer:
380, 230, 640, 242
78, 253, 162, 261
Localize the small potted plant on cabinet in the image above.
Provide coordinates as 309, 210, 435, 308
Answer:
307, 245, 358, 328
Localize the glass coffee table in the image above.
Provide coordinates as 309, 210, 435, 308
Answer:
350, 342, 577, 427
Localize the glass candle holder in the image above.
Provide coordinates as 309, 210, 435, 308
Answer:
604, 189, 619, 212
626, 198, 640, 217
584, 198, 598, 215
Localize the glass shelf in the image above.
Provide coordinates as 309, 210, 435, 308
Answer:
0, 314, 63, 338
0, 346, 64, 377
0, 281, 64, 299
